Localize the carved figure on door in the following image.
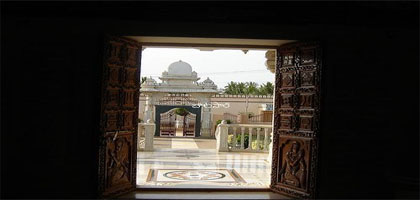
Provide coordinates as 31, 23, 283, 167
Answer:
279, 141, 306, 189
108, 138, 129, 186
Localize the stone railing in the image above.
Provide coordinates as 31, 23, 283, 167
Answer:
137, 120, 155, 151
215, 120, 272, 153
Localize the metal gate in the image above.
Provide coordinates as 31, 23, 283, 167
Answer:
183, 113, 196, 137
155, 105, 201, 137
159, 108, 197, 137
159, 111, 176, 137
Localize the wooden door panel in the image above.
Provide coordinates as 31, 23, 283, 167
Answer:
105, 87, 121, 108
122, 89, 137, 108
123, 68, 138, 87
107, 41, 123, 63
275, 136, 312, 192
121, 110, 136, 131
104, 110, 119, 132
271, 42, 322, 198
103, 132, 136, 197
99, 36, 141, 198
300, 70, 316, 87
279, 114, 294, 131
280, 73, 296, 88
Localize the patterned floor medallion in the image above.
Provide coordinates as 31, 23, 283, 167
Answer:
146, 169, 246, 183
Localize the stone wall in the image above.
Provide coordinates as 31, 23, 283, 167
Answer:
138, 93, 274, 121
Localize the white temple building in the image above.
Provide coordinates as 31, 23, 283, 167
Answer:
140, 60, 219, 138
142, 60, 218, 93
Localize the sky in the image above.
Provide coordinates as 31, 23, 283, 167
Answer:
140, 47, 274, 89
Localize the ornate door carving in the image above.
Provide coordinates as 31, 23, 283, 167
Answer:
271, 42, 322, 198
98, 36, 141, 198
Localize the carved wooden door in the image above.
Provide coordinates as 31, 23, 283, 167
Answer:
271, 42, 322, 198
98, 36, 142, 198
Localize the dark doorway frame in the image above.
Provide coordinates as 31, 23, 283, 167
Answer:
112, 37, 319, 199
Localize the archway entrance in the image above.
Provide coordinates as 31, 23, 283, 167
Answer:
158, 107, 197, 137
155, 105, 201, 137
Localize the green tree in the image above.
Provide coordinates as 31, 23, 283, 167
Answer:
141, 77, 147, 84
258, 82, 274, 95
245, 82, 259, 95
224, 81, 273, 96
224, 81, 238, 94
236, 82, 246, 95
224, 81, 273, 95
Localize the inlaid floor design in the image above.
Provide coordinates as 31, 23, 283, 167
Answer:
146, 169, 246, 183
137, 137, 271, 189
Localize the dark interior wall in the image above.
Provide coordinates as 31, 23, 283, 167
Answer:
318, 27, 419, 199
1, 2, 418, 199
1, 8, 105, 198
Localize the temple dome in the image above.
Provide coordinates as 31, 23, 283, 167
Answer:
167, 60, 192, 76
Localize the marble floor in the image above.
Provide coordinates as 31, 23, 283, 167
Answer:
119, 191, 289, 199
137, 137, 271, 189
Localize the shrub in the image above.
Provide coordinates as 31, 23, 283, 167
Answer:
174, 108, 189, 116
228, 133, 272, 150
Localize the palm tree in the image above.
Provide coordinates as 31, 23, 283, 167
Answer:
224, 81, 237, 94
259, 82, 274, 95
265, 82, 274, 95
236, 82, 246, 95
223, 81, 274, 113
245, 82, 259, 95
224, 81, 273, 95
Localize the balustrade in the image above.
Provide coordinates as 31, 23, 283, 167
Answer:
215, 120, 272, 152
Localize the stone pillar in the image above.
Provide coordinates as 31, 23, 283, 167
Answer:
238, 113, 249, 124
200, 97, 212, 138
216, 120, 229, 152
144, 93, 165, 123
144, 94, 154, 122
143, 119, 155, 152
137, 123, 144, 151
267, 129, 273, 164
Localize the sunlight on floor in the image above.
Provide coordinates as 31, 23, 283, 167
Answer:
137, 138, 271, 189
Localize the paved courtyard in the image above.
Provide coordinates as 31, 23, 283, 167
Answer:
137, 137, 271, 189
